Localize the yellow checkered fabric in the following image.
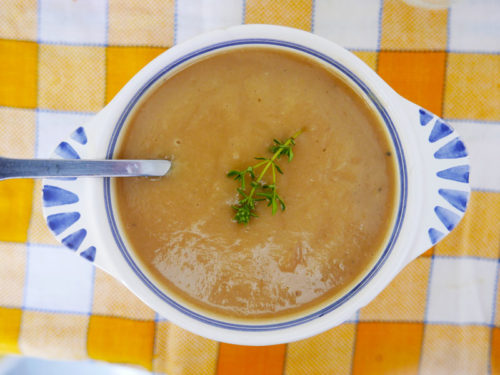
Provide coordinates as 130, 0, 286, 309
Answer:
0, 1, 499, 374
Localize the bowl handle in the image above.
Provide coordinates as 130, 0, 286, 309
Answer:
401, 99, 471, 265
41, 108, 122, 278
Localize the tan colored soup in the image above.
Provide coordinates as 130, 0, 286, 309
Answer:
115, 48, 396, 321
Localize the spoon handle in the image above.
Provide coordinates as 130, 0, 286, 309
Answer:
0, 157, 171, 180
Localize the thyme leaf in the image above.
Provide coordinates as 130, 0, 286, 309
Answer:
227, 130, 302, 224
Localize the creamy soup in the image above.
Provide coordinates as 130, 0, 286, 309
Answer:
114, 48, 397, 321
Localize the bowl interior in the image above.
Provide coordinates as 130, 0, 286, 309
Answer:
103, 39, 408, 331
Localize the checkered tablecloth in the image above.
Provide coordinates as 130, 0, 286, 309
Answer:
0, 0, 499, 374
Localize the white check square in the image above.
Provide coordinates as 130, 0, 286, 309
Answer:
313, 0, 382, 50
24, 244, 94, 314
39, 0, 107, 45
176, 0, 243, 44
449, 0, 500, 52
36, 110, 93, 158
426, 257, 497, 325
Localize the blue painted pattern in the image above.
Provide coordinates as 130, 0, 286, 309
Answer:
70, 126, 88, 145
61, 229, 87, 251
44, 125, 98, 262
438, 189, 468, 212
47, 212, 81, 235
434, 206, 461, 231
421, 109, 470, 246
419, 109, 433, 126
437, 165, 470, 183
80, 246, 96, 262
55, 142, 80, 160
43, 185, 79, 207
434, 137, 468, 159
429, 120, 453, 143
428, 228, 445, 245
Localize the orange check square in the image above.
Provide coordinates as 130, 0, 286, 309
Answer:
0, 179, 34, 243
106, 46, 166, 103
377, 51, 446, 116
353, 322, 423, 375
0, 39, 37, 108
87, 315, 155, 370
245, 0, 313, 31
0, 307, 22, 354
217, 343, 286, 375
492, 328, 500, 375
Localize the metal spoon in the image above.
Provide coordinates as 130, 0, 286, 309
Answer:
0, 157, 171, 180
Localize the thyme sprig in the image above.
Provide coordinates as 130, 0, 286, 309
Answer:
227, 130, 302, 224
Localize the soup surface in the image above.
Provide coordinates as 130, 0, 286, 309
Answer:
115, 48, 396, 320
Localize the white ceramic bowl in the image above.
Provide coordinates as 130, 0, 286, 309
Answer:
42, 25, 470, 345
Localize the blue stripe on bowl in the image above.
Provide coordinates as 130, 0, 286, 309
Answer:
103, 38, 408, 332
43, 185, 79, 207
55, 142, 80, 160
47, 212, 81, 235
438, 188, 468, 212
436, 165, 470, 183
61, 229, 87, 251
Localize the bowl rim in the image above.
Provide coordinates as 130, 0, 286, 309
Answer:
103, 37, 409, 331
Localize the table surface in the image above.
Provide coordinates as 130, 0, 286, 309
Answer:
0, 0, 499, 374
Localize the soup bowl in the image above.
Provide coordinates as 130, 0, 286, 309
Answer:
42, 25, 470, 345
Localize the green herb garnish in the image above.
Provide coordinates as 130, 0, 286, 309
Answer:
227, 130, 302, 224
